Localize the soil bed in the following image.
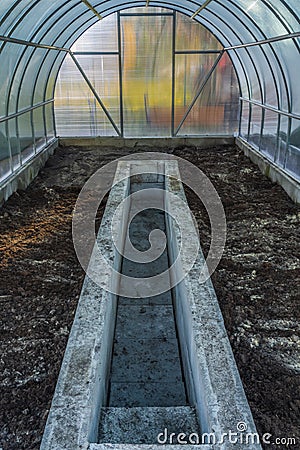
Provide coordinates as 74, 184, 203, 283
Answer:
0, 144, 299, 449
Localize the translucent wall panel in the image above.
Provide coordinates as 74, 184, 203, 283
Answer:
17, 112, 34, 164
178, 53, 240, 136
260, 109, 279, 161
240, 101, 250, 140
33, 107, 46, 151
55, 54, 119, 136
261, 43, 289, 113
46, 53, 66, 101
121, 13, 173, 137
33, 51, 55, 104
270, 0, 300, 32
0, 43, 27, 116
248, 105, 262, 149
8, 46, 36, 114
8, 118, 20, 171
246, 46, 278, 108
277, 115, 289, 167
175, 12, 222, 51
271, 40, 300, 115
54, 9, 240, 138
174, 53, 219, 131
72, 14, 118, 52
286, 119, 300, 180
227, 50, 248, 99
235, 0, 287, 37
76, 55, 120, 128
0, 122, 11, 183
0, 1, 32, 35
18, 48, 49, 110
234, 47, 262, 102
45, 104, 55, 141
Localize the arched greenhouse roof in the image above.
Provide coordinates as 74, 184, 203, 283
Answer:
0, 0, 299, 117
0, 1, 300, 199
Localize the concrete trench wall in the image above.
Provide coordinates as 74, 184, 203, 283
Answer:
0, 139, 58, 206
236, 137, 300, 204
40, 159, 262, 450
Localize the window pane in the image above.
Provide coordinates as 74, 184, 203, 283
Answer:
0, 122, 11, 183
240, 101, 250, 140
33, 107, 46, 151
121, 13, 173, 137
286, 119, 300, 180
248, 104, 262, 149
271, 40, 300, 115
55, 54, 119, 136
276, 115, 289, 167
8, 118, 21, 171
176, 13, 222, 51
178, 53, 239, 136
260, 110, 279, 161
72, 14, 118, 53
18, 112, 34, 164
45, 104, 55, 141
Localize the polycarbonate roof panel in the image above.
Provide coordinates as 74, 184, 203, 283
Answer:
233, 0, 290, 36
0, 0, 299, 123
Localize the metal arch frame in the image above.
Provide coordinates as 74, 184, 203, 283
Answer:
1, 1, 298, 109
42, 0, 300, 156
190, 5, 261, 139
32, 0, 238, 109
174, 51, 224, 135
201, 0, 294, 161
145, 0, 256, 134
0, 2, 299, 138
222, 0, 297, 164
45, 4, 234, 137
213, 0, 282, 155
30, 1, 78, 143
2, 0, 62, 166
3, 2, 123, 138
154, 0, 264, 100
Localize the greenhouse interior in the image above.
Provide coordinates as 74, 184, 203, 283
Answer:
0, 1, 299, 450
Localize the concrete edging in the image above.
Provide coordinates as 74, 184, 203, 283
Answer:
236, 137, 300, 204
40, 159, 262, 450
0, 139, 58, 206
59, 136, 235, 149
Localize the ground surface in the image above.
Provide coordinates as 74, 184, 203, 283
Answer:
0, 144, 299, 449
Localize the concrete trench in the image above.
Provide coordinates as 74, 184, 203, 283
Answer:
40, 160, 262, 450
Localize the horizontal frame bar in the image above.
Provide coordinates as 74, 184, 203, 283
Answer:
0, 35, 69, 52
73, 51, 119, 55
0, 100, 54, 123
119, 12, 174, 16
191, 0, 215, 20
240, 97, 300, 120
225, 31, 300, 50
81, 0, 103, 20
175, 50, 222, 54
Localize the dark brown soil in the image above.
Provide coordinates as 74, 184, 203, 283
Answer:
0, 144, 299, 449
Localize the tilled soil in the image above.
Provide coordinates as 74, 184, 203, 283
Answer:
0, 144, 299, 449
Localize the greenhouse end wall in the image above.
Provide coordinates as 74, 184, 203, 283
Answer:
0, 1, 299, 201
54, 8, 240, 139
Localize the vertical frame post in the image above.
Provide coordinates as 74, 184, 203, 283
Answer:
117, 12, 124, 137
171, 11, 176, 137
